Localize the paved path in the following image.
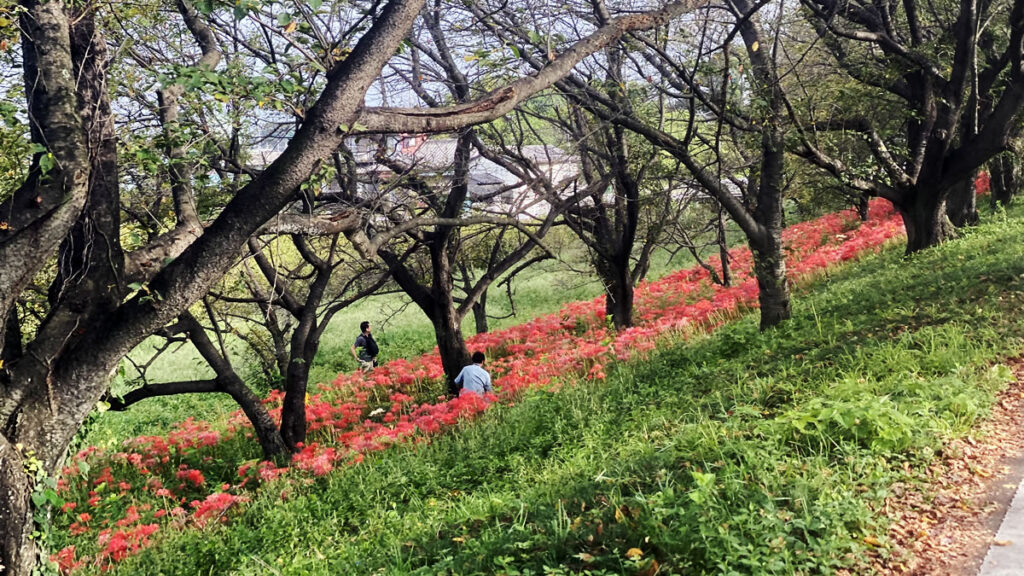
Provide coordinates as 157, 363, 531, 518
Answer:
981, 477, 1024, 574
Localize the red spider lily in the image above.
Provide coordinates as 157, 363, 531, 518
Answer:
192, 492, 245, 528
976, 171, 990, 194
175, 468, 205, 488
50, 545, 86, 574
96, 524, 159, 564
115, 506, 140, 527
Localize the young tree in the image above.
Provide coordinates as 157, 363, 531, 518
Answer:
453, 226, 552, 334
540, 99, 673, 329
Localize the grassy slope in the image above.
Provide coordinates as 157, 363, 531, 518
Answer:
111, 208, 1024, 575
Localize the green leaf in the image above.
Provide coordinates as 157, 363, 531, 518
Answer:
38, 153, 54, 175
308, 0, 323, 9
195, 0, 215, 15
276, 12, 292, 26
44, 489, 63, 507
127, 282, 143, 292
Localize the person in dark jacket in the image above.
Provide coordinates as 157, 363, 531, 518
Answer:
350, 321, 379, 371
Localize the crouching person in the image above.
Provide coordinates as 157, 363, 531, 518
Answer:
455, 351, 491, 397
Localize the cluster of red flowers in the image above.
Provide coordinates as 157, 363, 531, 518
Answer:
49, 199, 904, 572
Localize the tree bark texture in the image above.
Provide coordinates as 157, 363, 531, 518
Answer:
898, 191, 956, 253
946, 174, 979, 227
472, 293, 488, 335
991, 153, 1018, 207
0, 436, 34, 576
857, 195, 870, 222
0, 0, 91, 347
717, 208, 732, 286
281, 353, 312, 450
752, 237, 792, 330
749, 129, 791, 330
434, 305, 473, 397
604, 268, 635, 330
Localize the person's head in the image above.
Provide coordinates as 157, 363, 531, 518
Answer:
360, 321, 371, 334
472, 351, 485, 365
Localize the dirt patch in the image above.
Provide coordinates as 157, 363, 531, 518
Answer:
872, 360, 1024, 575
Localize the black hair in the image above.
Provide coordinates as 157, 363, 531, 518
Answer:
472, 351, 485, 364
360, 321, 370, 333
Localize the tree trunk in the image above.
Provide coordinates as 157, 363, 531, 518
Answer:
2, 310, 22, 366
718, 208, 732, 286
379, 248, 472, 396
899, 191, 956, 253
433, 303, 472, 396
270, 319, 291, 384
749, 123, 791, 330
604, 279, 634, 330
751, 235, 791, 330
857, 194, 870, 222
946, 174, 979, 227
472, 292, 488, 334
180, 313, 289, 458
1, 368, 114, 576
221, 375, 288, 458
728, 0, 792, 331
280, 354, 312, 451
0, 438, 34, 576
600, 258, 634, 329
750, 127, 791, 330
991, 154, 1017, 207
1, 4, 109, 570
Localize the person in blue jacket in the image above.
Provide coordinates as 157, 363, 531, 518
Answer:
454, 351, 491, 396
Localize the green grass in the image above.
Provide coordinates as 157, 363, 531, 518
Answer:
102, 207, 1024, 575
